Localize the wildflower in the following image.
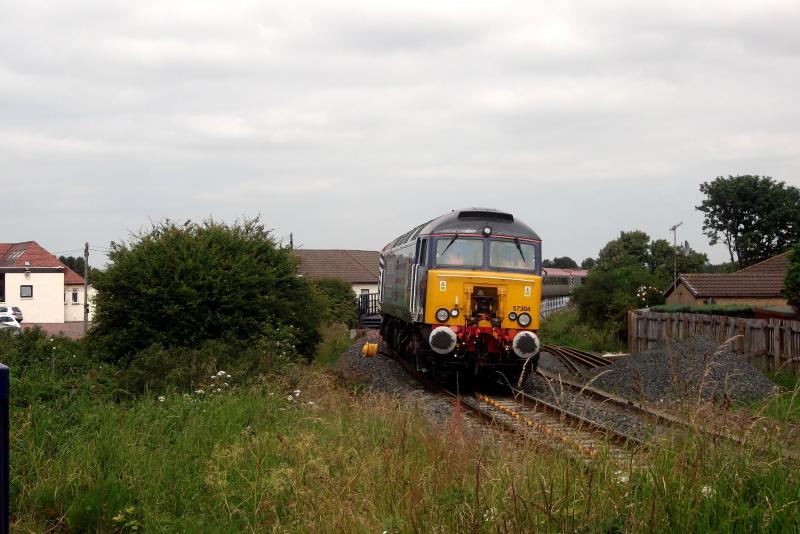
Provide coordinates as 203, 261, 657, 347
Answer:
158, 396, 165, 402
226, 374, 231, 379
223, 382, 229, 387
112, 513, 125, 522
195, 389, 205, 395
215, 388, 222, 393
217, 370, 226, 377
287, 396, 294, 401
293, 389, 301, 397
614, 470, 629, 484
210, 375, 217, 380
125, 506, 135, 514
701, 485, 715, 498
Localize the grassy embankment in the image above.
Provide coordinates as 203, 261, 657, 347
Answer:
5, 326, 800, 532
538, 309, 624, 353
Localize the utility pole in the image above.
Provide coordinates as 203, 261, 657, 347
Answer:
669, 222, 683, 282
83, 242, 89, 335
289, 233, 294, 250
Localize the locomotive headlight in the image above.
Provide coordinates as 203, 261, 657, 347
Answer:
483, 226, 492, 236
436, 308, 450, 322
517, 313, 532, 327
508, 312, 518, 321
450, 309, 459, 318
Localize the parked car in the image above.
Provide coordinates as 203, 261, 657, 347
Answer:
0, 305, 23, 323
0, 315, 21, 332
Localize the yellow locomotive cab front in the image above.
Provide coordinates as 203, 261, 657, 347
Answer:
424, 269, 542, 330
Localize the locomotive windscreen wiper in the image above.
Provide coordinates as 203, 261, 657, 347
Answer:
440, 234, 458, 257
514, 237, 526, 263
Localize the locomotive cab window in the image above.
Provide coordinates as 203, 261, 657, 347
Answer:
489, 240, 537, 271
435, 238, 482, 267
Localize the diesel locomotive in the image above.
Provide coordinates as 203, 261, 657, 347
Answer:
376, 208, 543, 385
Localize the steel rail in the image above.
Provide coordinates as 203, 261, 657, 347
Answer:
536, 367, 800, 463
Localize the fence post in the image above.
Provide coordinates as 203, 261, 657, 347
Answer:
0, 363, 8, 534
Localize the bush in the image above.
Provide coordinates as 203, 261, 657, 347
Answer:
784, 243, 800, 315
538, 310, 623, 352
313, 278, 358, 328
573, 265, 664, 327
89, 218, 322, 363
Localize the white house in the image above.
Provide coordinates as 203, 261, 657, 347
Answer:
0, 241, 95, 324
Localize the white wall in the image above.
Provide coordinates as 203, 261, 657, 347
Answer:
351, 283, 379, 296
64, 285, 97, 322
2, 272, 65, 323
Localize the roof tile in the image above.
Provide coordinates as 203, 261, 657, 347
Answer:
294, 249, 380, 284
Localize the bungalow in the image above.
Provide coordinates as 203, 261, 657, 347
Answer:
664, 251, 790, 307
293, 249, 380, 296
0, 241, 96, 324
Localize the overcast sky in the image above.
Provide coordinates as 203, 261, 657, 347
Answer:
2, 0, 799, 266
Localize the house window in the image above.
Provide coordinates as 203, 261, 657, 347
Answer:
20, 285, 33, 298
72, 289, 79, 304
361, 288, 370, 295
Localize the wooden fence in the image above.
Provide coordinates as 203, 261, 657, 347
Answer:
628, 310, 800, 373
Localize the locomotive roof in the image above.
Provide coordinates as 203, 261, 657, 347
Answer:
384, 208, 540, 251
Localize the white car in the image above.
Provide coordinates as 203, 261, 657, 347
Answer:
0, 315, 21, 333
0, 305, 23, 323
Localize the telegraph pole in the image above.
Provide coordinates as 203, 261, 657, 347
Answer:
669, 222, 683, 281
289, 233, 294, 250
83, 242, 89, 334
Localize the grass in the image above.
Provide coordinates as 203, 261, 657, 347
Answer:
6, 326, 800, 531
749, 371, 800, 422
538, 309, 624, 353
11, 369, 800, 532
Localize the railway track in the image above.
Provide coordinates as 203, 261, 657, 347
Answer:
382, 342, 644, 464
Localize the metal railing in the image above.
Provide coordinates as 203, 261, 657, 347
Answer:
540, 296, 571, 319
357, 293, 381, 318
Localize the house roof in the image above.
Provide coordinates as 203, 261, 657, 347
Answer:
737, 251, 791, 275
668, 273, 786, 298
0, 241, 85, 284
294, 249, 380, 284
664, 249, 793, 300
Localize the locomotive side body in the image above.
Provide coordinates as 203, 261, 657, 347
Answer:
379, 208, 543, 384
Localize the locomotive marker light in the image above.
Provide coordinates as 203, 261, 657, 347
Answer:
517, 313, 532, 327
435, 308, 450, 322
450, 309, 459, 317
512, 331, 541, 358
429, 326, 458, 354
361, 342, 378, 358
508, 312, 518, 321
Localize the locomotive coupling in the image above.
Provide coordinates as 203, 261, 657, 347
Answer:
512, 331, 540, 358
362, 342, 378, 358
429, 326, 458, 355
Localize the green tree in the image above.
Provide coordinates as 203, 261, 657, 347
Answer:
697, 175, 800, 267
573, 264, 662, 327
784, 243, 800, 316
596, 230, 651, 270
89, 218, 321, 363
551, 256, 578, 269
647, 239, 707, 282
580, 257, 596, 270
313, 278, 358, 328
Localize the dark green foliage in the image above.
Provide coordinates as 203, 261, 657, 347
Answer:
549, 256, 579, 269
313, 278, 358, 328
573, 264, 663, 327
89, 218, 321, 363
697, 175, 800, 267
649, 303, 754, 318
596, 230, 651, 270
0, 328, 125, 407
580, 257, 596, 270
784, 243, 800, 315
596, 231, 706, 284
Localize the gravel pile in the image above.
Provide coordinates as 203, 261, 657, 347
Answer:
523, 373, 657, 440
583, 337, 778, 403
